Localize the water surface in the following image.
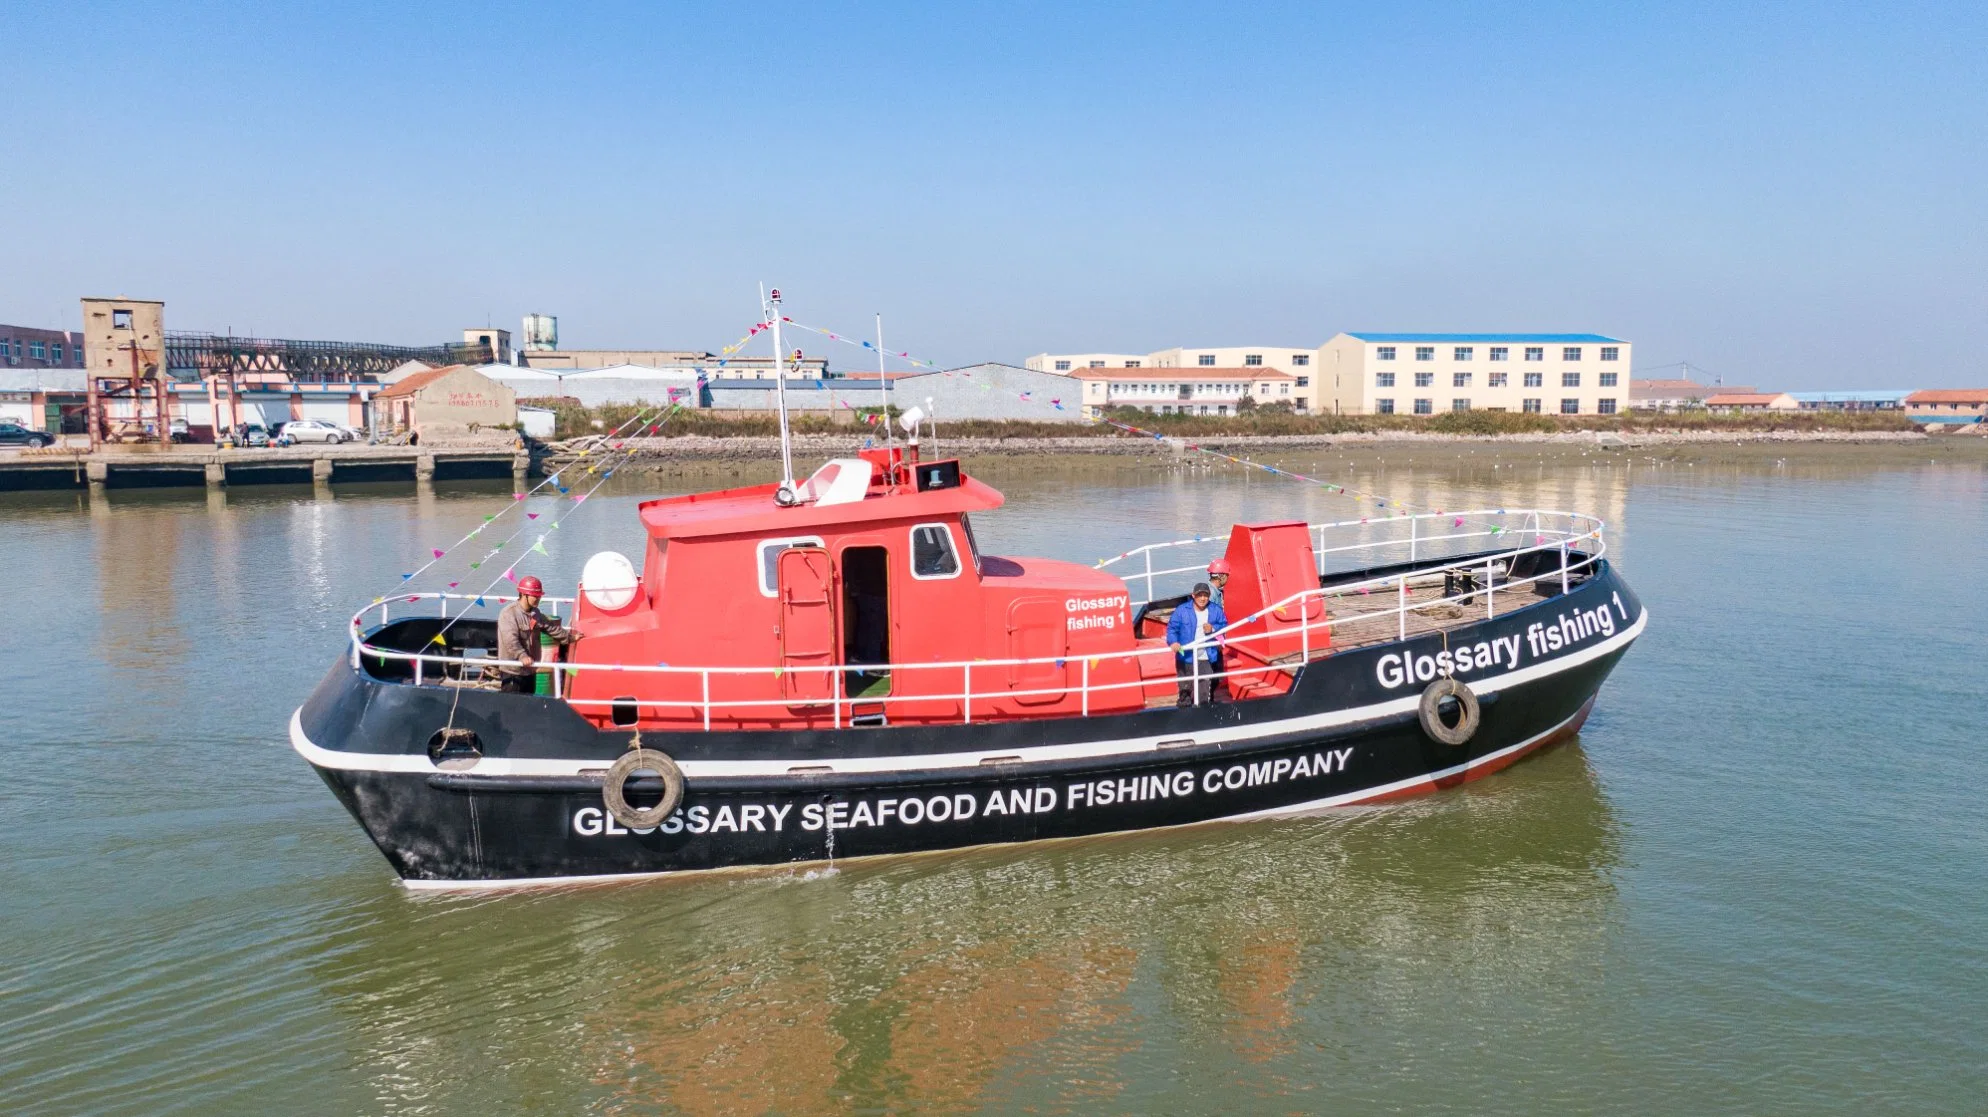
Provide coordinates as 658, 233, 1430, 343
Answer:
3, 448, 1983, 1114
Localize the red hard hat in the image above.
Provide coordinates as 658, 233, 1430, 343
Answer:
516, 576, 545, 597
1207, 559, 1232, 575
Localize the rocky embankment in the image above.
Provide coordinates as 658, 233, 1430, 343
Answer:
545, 428, 1938, 467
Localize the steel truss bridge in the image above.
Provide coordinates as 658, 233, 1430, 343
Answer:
165, 333, 494, 382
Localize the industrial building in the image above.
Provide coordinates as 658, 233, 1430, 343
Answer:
1787, 391, 1910, 411
1315, 333, 1631, 416
512, 312, 830, 380
880, 363, 1088, 423
374, 365, 518, 443
1703, 392, 1798, 411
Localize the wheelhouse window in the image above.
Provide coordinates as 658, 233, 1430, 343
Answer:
910, 523, 961, 579
757, 536, 824, 596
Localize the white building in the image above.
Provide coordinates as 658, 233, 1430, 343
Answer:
1071, 367, 1298, 420
1315, 333, 1630, 416
1027, 345, 1321, 411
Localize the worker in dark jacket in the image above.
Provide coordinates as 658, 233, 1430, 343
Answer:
1166, 582, 1229, 707
496, 576, 581, 693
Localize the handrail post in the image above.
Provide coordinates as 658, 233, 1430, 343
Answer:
701, 670, 711, 732
1192, 647, 1202, 707
1485, 560, 1495, 619
1398, 574, 1408, 640
1301, 601, 1310, 661
1080, 657, 1090, 716
413, 655, 423, 687
963, 663, 973, 724
1144, 548, 1154, 602
833, 666, 842, 729
1560, 541, 1570, 594
553, 658, 563, 700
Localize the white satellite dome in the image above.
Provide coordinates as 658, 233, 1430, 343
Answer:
580, 550, 640, 611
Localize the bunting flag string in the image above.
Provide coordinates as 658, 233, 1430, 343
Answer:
1093, 416, 1510, 535
380, 397, 678, 597
396, 399, 691, 653
740, 312, 1511, 547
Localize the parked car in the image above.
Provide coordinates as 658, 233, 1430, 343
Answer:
0, 421, 55, 449
239, 424, 271, 448
274, 418, 351, 445
168, 418, 191, 443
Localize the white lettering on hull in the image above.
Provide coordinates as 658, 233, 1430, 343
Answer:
1375, 603, 1618, 690
571, 750, 1356, 838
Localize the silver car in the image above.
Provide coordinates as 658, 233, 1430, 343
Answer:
276, 419, 350, 445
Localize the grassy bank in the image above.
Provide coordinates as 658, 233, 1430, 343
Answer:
524, 397, 1918, 442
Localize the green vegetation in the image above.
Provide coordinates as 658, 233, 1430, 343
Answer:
521, 396, 1916, 443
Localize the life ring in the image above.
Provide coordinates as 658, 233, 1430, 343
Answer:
1418, 678, 1480, 746
602, 747, 685, 829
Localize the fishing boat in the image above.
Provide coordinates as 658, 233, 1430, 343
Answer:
292, 299, 1646, 889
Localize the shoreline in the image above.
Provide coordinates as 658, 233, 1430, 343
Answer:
548, 427, 1968, 469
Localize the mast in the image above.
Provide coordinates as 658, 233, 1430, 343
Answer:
876, 313, 893, 457
768, 287, 795, 492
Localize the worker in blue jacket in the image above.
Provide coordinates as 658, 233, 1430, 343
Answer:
1167, 582, 1229, 707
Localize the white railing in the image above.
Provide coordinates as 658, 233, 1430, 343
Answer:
347, 509, 1606, 728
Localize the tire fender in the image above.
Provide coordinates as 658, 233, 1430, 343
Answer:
1418, 677, 1481, 746
602, 747, 685, 829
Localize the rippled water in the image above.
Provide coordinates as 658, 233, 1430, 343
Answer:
3, 448, 1984, 1114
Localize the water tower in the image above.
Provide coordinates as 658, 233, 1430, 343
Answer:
523, 313, 558, 352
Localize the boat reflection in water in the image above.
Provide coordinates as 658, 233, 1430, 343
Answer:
308, 740, 1619, 1111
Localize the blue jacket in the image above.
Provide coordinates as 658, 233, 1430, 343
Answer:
1166, 599, 1228, 664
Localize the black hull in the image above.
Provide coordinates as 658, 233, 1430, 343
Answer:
297, 562, 1645, 887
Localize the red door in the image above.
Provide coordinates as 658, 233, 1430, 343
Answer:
1005, 598, 1068, 706
777, 547, 837, 703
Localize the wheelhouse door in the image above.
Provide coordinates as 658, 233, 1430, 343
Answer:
777, 547, 837, 703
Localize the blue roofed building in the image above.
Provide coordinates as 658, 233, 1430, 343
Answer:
1785, 390, 1911, 411
1317, 332, 1631, 416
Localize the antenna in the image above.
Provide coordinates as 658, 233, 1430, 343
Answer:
876, 313, 894, 458
926, 395, 937, 460
768, 287, 796, 499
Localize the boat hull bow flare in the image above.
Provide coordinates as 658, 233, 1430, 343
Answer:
296, 453, 1645, 888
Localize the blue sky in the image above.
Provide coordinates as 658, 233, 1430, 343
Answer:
2, 1, 1982, 387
